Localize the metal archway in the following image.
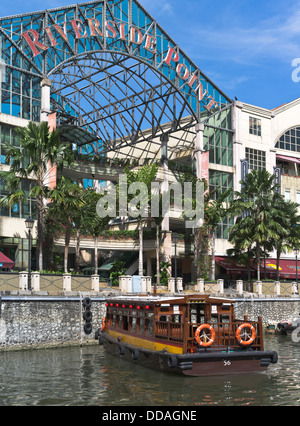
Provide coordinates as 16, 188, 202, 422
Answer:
0, 0, 232, 157
49, 50, 198, 157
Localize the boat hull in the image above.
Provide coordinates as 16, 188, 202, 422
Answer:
99, 332, 278, 377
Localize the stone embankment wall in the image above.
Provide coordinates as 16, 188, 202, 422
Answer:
235, 299, 300, 325
0, 296, 107, 351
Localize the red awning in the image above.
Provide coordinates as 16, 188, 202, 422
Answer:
276, 154, 300, 164
261, 259, 299, 279
0, 252, 15, 269
215, 257, 254, 274
216, 257, 300, 279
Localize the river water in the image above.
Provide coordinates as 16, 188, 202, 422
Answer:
0, 334, 299, 406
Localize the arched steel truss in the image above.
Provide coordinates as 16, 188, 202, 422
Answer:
0, 0, 233, 159
50, 51, 198, 157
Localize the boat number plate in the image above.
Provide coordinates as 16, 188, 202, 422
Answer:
224, 360, 231, 367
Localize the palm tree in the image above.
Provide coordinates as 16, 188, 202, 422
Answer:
230, 169, 283, 281
118, 164, 158, 276
47, 177, 84, 273
81, 189, 111, 274
205, 188, 232, 281
178, 172, 207, 281
271, 199, 300, 281
0, 121, 74, 270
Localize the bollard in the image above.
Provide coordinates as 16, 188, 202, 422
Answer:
119, 276, 127, 293
31, 272, 40, 292
274, 281, 281, 296
291, 282, 298, 295
217, 279, 224, 294
119, 276, 132, 293
177, 277, 183, 292
141, 276, 147, 293
236, 280, 243, 295
91, 275, 99, 292
256, 281, 262, 296
196, 278, 205, 293
168, 277, 175, 293
19, 271, 28, 291
63, 273, 72, 292
145, 276, 152, 293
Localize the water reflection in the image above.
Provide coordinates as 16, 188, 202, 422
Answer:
0, 334, 299, 406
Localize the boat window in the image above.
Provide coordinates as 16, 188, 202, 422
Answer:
211, 314, 231, 325
112, 314, 117, 327
211, 314, 218, 324
145, 319, 154, 336
122, 315, 129, 331
172, 314, 181, 323
118, 315, 122, 328
190, 305, 205, 324
131, 316, 137, 333
222, 304, 231, 311
160, 315, 170, 322
138, 318, 145, 335
221, 314, 230, 323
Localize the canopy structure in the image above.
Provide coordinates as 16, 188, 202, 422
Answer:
0, 251, 15, 269
215, 256, 254, 275
261, 259, 300, 280
216, 256, 300, 280
276, 154, 300, 164
0, 0, 233, 160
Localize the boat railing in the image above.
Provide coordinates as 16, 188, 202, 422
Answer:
187, 319, 264, 352
155, 321, 184, 343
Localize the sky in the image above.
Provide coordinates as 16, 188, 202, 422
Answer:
1, 0, 300, 110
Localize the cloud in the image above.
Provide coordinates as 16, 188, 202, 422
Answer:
186, 2, 300, 66
140, 0, 174, 16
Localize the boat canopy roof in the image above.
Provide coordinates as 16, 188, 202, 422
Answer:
105, 294, 236, 305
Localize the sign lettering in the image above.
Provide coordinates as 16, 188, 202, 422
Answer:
20, 14, 218, 109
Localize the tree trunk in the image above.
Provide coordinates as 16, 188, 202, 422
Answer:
64, 223, 71, 273
75, 228, 81, 273
139, 221, 143, 276
193, 227, 201, 281
276, 246, 281, 282
256, 243, 261, 282
156, 223, 160, 286
210, 229, 216, 281
36, 193, 44, 271
94, 235, 98, 275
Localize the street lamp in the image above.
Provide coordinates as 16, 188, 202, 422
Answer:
294, 247, 299, 294
25, 218, 34, 291
172, 233, 179, 293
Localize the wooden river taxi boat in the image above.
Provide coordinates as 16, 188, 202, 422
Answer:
95, 294, 278, 377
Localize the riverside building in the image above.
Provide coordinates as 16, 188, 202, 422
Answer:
0, 0, 299, 283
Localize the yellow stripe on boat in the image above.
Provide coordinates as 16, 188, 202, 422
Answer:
108, 330, 183, 354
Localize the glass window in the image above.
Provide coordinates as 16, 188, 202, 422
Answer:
249, 117, 262, 136
285, 190, 291, 202
209, 170, 233, 201
203, 110, 233, 167
216, 217, 234, 240
245, 148, 266, 170
275, 126, 300, 152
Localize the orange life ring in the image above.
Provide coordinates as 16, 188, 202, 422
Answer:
101, 318, 107, 332
236, 323, 256, 346
195, 324, 216, 347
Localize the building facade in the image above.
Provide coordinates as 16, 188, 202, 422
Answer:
0, 1, 299, 282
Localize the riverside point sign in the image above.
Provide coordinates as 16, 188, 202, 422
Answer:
21, 16, 218, 111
